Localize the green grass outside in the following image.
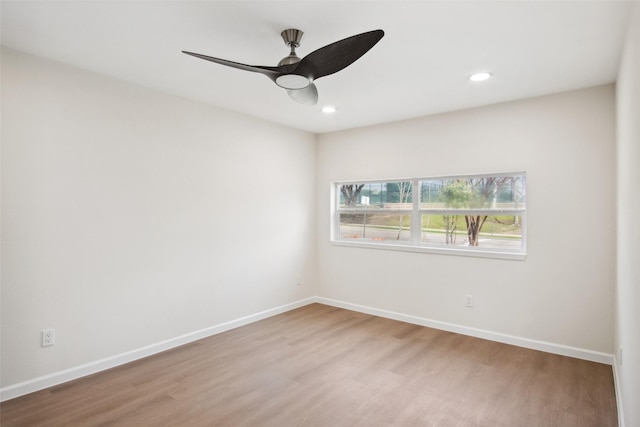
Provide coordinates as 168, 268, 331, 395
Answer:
343, 214, 522, 239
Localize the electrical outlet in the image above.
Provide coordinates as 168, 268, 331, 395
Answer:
42, 329, 55, 347
296, 276, 301, 286
465, 294, 473, 308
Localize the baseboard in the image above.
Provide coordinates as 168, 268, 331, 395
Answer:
315, 297, 615, 365
612, 357, 626, 427
0, 297, 316, 402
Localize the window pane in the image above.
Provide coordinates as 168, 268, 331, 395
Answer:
421, 215, 523, 250
339, 181, 413, 209
420, 176, 526, 210
420, 180, 445, 207
339, 212, 411, 242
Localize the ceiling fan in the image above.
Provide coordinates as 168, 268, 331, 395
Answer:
182, 29, 384, 106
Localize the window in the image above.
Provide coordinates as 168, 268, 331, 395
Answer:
333, 173, 526, 259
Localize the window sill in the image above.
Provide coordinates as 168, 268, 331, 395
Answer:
330, 239, 526, 261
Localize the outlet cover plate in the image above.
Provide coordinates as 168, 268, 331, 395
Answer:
42, 329, 55, 347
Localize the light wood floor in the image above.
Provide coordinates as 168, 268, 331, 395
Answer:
1, 303, 617, 426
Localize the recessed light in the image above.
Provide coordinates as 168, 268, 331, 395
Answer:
322, 106, 337, 113
469, 72, 492, 82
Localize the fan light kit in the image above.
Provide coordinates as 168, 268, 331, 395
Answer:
322, 106, 337, 113
183, 28, 384, 106
469, 72, 492, 82
276, 74, 310, 90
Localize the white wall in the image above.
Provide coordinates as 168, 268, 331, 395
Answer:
616, 3, 640, 426
0, 48, 317, 389
317, 86, 616, 355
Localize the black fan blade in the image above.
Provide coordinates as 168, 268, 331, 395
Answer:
293, 30, 384, 81
182, 51, 286, 79
287, 83, 318, 105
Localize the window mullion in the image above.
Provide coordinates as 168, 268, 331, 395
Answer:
411, 179, 421, 244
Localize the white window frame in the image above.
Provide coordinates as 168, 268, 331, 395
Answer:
331, 172, 527, 260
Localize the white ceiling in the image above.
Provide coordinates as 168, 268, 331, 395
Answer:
1, 1, 634, 134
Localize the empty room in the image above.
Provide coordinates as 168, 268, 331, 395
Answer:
1, 1, 639, 426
